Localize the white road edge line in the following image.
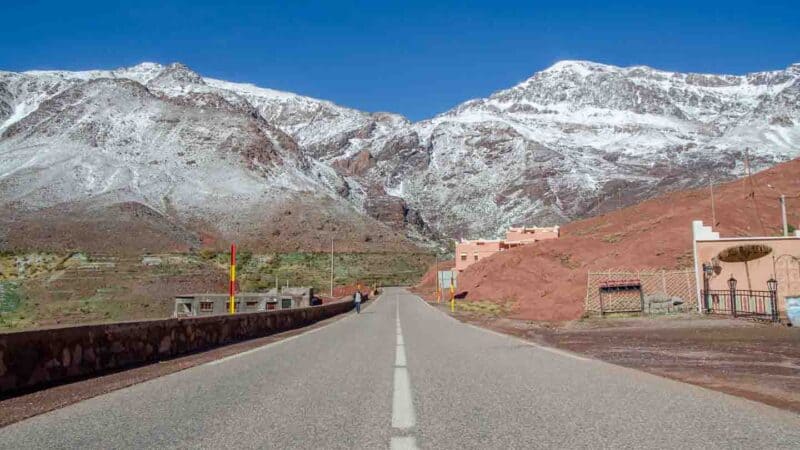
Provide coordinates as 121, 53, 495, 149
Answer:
464, 322, 589, 361
390, 436, 419, 450
207, 295, 382, 366
413, 292, 590, 362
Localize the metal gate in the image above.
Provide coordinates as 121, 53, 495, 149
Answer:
702, 289, 778, 321
599, 280, 644, 314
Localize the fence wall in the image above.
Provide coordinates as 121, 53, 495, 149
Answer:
585, 269, 698, 314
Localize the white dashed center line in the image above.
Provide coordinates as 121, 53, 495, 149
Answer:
391, 295, 418, 449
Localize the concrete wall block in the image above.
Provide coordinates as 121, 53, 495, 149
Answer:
0, 299, 355, 394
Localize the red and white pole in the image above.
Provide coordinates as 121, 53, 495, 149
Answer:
229, 243, 236, 314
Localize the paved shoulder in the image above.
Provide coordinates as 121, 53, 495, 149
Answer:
395, 289, 800, 449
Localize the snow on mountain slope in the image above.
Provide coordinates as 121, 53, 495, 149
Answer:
386, 61, 800, 238
0, 64, 416, 252
1, 60, 799, 250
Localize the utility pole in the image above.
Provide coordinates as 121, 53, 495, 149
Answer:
330, 237, 334, 297
767, 184, 790, 237
781, 194, 788, 236
709, 177, 716, 226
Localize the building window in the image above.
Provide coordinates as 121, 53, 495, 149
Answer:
474, 254, 479, 261
460, 254, 467, 261
246, 301, 258, 310
199, 301, 213, 312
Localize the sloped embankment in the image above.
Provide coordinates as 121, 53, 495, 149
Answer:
449, 158, 800, 321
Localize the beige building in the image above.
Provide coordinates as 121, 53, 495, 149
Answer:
174, 287, 314, 317
455, 226, 559, 272
692, 221, 800, 321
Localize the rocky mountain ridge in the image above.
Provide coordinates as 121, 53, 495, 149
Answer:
1, 60, 799, 251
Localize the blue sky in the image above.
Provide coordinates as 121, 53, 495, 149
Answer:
2, 0, 798, 120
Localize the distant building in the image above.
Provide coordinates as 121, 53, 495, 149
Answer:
454, 226, 559, 272
174, 287, 314, 317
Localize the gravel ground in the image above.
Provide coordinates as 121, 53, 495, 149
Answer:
451, 311, 800, 413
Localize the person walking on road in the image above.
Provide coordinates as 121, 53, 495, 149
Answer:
354, 289, 362, 314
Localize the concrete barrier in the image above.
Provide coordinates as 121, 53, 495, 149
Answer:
0, 299, 356, 395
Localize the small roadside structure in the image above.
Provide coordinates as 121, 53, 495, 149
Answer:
692, 220, 800, 322
174, 287, 315, 317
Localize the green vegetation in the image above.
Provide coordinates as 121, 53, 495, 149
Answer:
456, 300, 513, 317
0, 250, 431, 330
0, 282, 30, 329
232, 251, 431, 293
601, 232, 625, 243
0, 282, 21, 313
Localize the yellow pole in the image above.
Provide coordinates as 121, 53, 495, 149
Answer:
449, 276, 455, 312
229, 243, 236, 314
435, 253, 439, 303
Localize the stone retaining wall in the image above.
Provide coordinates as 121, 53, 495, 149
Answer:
0, 299, 355, 395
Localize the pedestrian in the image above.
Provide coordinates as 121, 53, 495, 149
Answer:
354, 289, 362, 314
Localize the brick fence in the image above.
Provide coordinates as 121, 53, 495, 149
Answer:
0, 298, 356, 395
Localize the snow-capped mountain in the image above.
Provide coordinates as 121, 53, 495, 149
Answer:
0, 63, 413, 252
391, 61, 800, 237
1, 60, 799, 251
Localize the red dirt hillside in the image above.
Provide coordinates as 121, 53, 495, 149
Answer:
450, 158, 800, 322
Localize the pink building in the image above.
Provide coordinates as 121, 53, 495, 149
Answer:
455, 226, 560, 272
505, 226, 560, 244
692, 220, 800, 321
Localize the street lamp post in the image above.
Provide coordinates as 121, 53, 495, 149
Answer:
728, 275, 738, 318
702, 263, 713, 313
767, 277, 778, 322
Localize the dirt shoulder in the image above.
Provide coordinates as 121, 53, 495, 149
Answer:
439, 304, 800, 413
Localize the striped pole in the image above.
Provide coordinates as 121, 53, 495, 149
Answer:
229, 243, 236, 314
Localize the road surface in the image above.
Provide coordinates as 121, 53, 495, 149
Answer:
1, 287, 799, 449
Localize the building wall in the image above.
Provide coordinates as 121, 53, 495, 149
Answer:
505, 226, 560, 243
454, 226, 560, 272
455, 240, 504, 272
693, 221, 800, 318
174, 291, 310, 318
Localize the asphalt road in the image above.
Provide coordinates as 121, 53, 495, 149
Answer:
2, 287, 799, 449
